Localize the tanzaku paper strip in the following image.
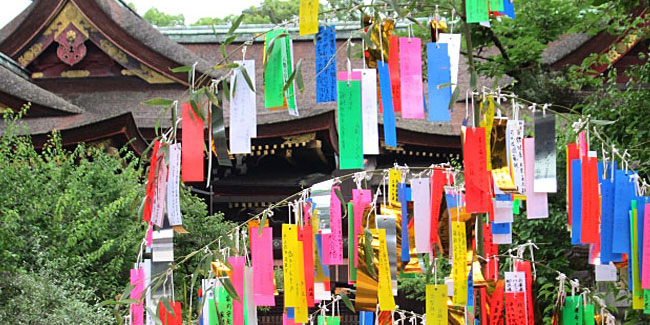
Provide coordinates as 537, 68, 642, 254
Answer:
336, 71, 363, 169
399, 37, 424, 119
427, 43, 452, 122
298, 0, 318, 36
354, 68, 380, 154
377, 61, 397, 147
181, 103, 204, 182
316, 26, 337, 103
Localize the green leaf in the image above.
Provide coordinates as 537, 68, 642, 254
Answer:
220, 43, 228, 63
591, 119, 616, 126
334, 187, 347, 215
189, 92, 206, 121
222, 79, 231, 102
258, 210, 269, 236
239, 66, 256, 93
406, 16, 424, 29
97, 298, 139, 308
448, 86, 461, 112
295, 60, 304, 93
227, 14, 245, 36
159, 296, 175, 318
213, 63, 240, 70
340, 291, 356, 312
119, 284, 135, 301
171, 66, 192, 73
143, 98, 174, 106
205, 89, 221, 108
283, 59, 303, 93
363, 228, 376, 278
437, 83, 454, 89
263, 33, 289, 73
219, 277, 241, 302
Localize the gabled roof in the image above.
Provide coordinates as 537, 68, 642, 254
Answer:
0, 0, 219, 85
0, 52, 83, 117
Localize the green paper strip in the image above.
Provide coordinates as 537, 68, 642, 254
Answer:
561, 296, 583, 325
489, 0, 504, 12
348, 202, 357, 282
466, 0, 490, 23
208, 297, 218, 325
217, 286, 233, 325
318, 316, 341, 325
242, 274, 248, 325
513, 199, 521, 214
336, 78, 363, 169
584, 304, 595, 325
632, 201, 644, 309
644, 290, 650, 314
264, 29, 287, 108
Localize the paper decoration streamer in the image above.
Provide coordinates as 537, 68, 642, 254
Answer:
324, 186, 344, 265
581, 154, 599, 243
451, 221, 467, 305
181, 104, 204, 182
612, 169, 635, 254
230, 60, 256, 154
144, 140, 160, 222
533, 112, 557, 193
464, 127, 491, 213
336, 71, 363, 169
412, 177, 431, 253
377, 61, 397, 147
377, 229, 396, 311
229, 256, 245, 325
354, 68, 380, 155
426, 43, 452, 122
524, 138, 549, 219
466, 0, 489, 23
251, 227, 275, 306
376, 212, 398, 295
298, 0, 318, 36
388, 36, 402, 113
438, 34, 461, 94
426, 285, 448, 324
151, 153, 167, 227
316, 26, 337, 103
399, 37, 424, 119
166, 144, 182, 226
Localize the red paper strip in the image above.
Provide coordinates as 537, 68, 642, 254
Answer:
181, 103, 204, 182
430, 169, 445, 244
515, 261, 534, 325
229, 256, 245, 325
489, 280, 505, 325
352, 189, 372, 267
505, 292, 527, 325
143, 141, 160, 222
481, 287, 488, 325
567, 143, 578, 225
158, 301, 182, 325
464, 127, 491, 213
251, 227, 275, 306
578, 131, 588, 159
388, 36, 402, 113
299, 225, 315, 307
581, 155, 599, 243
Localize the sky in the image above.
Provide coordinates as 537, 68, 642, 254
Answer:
0, 0, 264, 28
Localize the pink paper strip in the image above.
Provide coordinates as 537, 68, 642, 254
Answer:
642, 203, 650, 289
251, 227, 275, 306
130, 268, 145, 325
145, 222, 153, 248
399, 37, 424, 119
523, 138, 548, 219
304, 203, 312, 225
352, 189, 372, 267
228, 256, 245, 325
323, 186, 344, 265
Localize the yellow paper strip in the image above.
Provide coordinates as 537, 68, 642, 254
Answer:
426, 284, 448, 325
377, 229, 396, 311
299, 0, 319, 36
451, 221, 467, 306
282, 223, 307, 313
388, 169, 402, 207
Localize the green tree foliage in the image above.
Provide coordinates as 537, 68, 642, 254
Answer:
0, 107, 234, 321
143, 7, 185, 27
192, 0, 305, 26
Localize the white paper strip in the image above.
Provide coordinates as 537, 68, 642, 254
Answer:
202, 279, 217, 324
494, 206, 513, 223
152, 229, 174, 262
507, 120, 525, 195
595, 263, 618, 282
287, 40, 299, 116
230, 60, 257, 154
412, 177, 431, 253
504, 271, 526, 293
354, 68, 379, 155
244, 267, 258, 324
438, 33, 461, 94
493, 233, 512, 244
151, 156, 168, 227
166, 144, 182, 226
143, 259, 153, 325
314, 282, 331, 301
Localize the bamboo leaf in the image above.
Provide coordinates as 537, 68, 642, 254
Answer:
263, 33, 289, 73
205, 89, 221, 108
240, 66, 256, 92
591, 119, 616, 126
148, 306, 163, 325
295, 60, 304, 93
283, 59, 303, 93
258, 210, 268, 236
119, 284, 135, 301
213, 63, 240, 70
224, 34, 238, 47
171, 66, 192, 73
222, 79, 231, 102
334, 187, 347, 215
448, 86, 461, 112
159, 296, 175, 318
363, 228, 377, 278
143, 98, 174, 106
190, 92, 206, 121
340, 291, 356, 312
219, 277, 241, 302
406, 16, 424, 28
227, 14, 245, 36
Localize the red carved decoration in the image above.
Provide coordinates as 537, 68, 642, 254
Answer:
55, 25, 87, 66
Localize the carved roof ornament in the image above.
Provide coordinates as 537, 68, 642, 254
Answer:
56, 26, 87, 66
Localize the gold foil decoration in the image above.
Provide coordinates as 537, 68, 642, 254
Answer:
364, 17, 395, 68
491, 118, 517, 192
480, 97, 495, 171
355, 206, 379, 311
382, 203, 422, 276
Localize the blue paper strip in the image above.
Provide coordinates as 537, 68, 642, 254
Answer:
315, 234, 330, 277
359, 311, 374, 325
426, 43, 452, 122
571, 159, 583, 245
612, 170, 636, 254
501, 0, 516, 19
467, 265, 475, 306
495, 194, 511, 201
315, 26, 337, 103
377, 61, 397, 147
491, 222, 511, 234
398, 183, 411, 262
287, 307, 295, 319
600, 162, 622, 263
